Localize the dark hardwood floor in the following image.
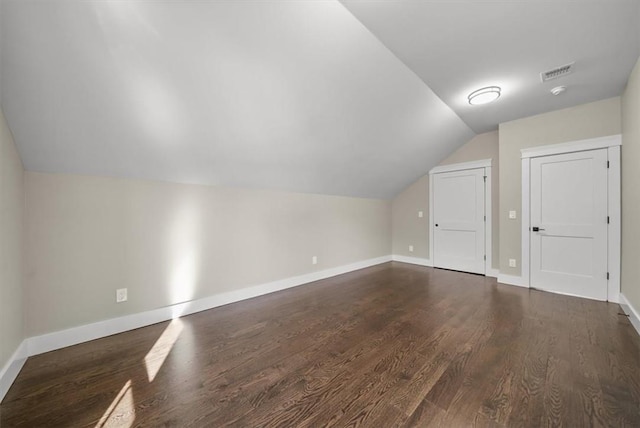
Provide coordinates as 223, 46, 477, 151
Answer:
2, 262, 639, 427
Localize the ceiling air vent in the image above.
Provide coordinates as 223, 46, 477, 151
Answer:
540, 62, 574, 82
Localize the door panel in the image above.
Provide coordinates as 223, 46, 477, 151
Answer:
540, 236, 593, 276
432, 168, 485, 274
530, 149, 608, 301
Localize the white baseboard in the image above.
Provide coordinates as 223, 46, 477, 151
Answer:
619, 293, 640, 337
26, 255, 392, 357
391, 255, 500, 279
0, 340, 28, 403
486, 268, 500, 278
391, 254, 432, 267
497, 274, 528, 288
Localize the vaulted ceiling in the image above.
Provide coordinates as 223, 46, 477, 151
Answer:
1, 1, 638, 199
1, 0, 472, 199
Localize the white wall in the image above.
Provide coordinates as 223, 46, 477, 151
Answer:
0, 109, 24, 372
498, 97, 621, 276
622, 56, 640, 313
24, 172, 391, 337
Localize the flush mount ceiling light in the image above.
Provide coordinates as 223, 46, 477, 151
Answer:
468, 86, 501, 105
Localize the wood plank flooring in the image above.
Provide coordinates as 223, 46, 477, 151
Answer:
1, 262, 639, 427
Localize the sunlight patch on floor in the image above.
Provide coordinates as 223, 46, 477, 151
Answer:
95, 380, 135, 428
144, 318, 184, 382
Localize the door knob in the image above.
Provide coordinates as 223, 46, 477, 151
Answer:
532, 226, 545, 232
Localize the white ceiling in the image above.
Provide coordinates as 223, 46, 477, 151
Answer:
341, 0, 640, 133
1, 0, 473, 199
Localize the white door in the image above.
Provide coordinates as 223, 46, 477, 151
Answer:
530, 149, 608, 301
432, 168, 485, 274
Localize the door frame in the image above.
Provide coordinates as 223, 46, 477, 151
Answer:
520, 135, 621, 302
429, 159, 493, 276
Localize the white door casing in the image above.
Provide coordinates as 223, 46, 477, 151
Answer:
530, 149, 608, 301
431, 167, 486, 274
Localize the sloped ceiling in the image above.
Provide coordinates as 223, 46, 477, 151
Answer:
341, 0, 640, 134
0, 0, 473, 199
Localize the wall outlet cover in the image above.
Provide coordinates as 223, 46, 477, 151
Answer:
509, 259, 517, 268
116, 288, 128, 303
312, 256, 318, 265
409, 245, 414, 252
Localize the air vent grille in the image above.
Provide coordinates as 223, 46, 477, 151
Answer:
540, 62, 574, 82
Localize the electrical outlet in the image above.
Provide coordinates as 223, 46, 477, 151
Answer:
509, 259, 517, 268
116, 288, 128, 303
409, 245, 414, 252
509, 210, 517, 219
418, 211, 424, 218
312, 256, 318, 265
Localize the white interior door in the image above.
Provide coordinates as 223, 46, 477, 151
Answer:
432, 168, 485, 274
530, 149, 608, 301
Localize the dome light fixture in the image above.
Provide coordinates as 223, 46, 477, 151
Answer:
468, 86, 501, 105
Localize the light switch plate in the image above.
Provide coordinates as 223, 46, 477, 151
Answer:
418, 211, 424, 218
509, 210, 517, 219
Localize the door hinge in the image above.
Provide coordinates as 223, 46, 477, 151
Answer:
483, 176, 487, 182
484, 215, 486, 221
607, 272, 610, 280
607, 161, 610, 168
607, 216, 610, 224
484, 255, 486, 261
